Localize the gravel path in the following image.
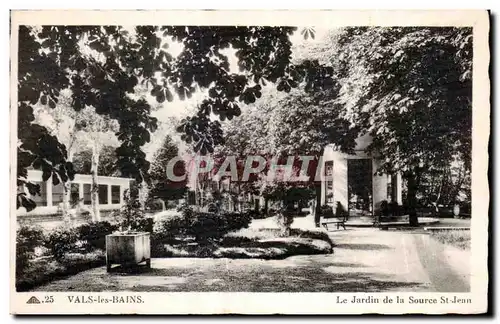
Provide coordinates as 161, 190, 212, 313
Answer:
34, 228, 470, 292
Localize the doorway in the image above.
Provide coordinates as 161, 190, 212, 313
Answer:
347, 159, 373, 217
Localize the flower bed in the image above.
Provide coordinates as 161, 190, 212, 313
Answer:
16, 250, 106, 292
152, 227, 334, 259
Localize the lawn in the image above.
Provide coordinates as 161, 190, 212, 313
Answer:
154, 227, 334, 259
430, 230, 471, 250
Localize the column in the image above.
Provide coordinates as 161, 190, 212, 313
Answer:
46, 178, 53, 207
79, 183, 84, 200
119, 185, 126, 205
107, 184, 112, 205
333, 155, 348, 211
372, 159, 388, 214
392, 173, 403, 205
320, 160, 326, 206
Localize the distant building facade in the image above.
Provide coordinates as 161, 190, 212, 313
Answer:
320, 134, 402, 218
17, 170, 132, 216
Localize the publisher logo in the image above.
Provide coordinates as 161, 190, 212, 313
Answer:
26, 296, 41, 304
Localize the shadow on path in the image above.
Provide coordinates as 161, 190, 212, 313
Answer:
35, 256, 425, 293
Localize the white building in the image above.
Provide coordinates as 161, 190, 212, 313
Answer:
320, 134, 402, 218
17, 170, 132, 216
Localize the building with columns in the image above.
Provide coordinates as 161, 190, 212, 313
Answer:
320, 134, 403, 218
17, 169, 132, 216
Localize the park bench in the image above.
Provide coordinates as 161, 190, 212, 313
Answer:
321, 216, 347, 231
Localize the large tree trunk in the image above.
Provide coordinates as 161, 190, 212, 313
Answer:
61, 182, 71, 223
61, 147, 75, 223
407, 172, 419, 226
314, 183, 321, 227
91, 144, 101, 222
277, 199, 293, 237
138, 181, 148, 212
313, 152, 324, 227
431, 172, 445, 216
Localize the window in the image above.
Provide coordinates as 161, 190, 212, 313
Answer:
387, 175, 393, 202
325, 161, 333, 176
83, 184, 91, 205
98, 184, 109, 204
70, 183, 80, 206
52, 183, 64, 206
30, 181, 47, 206
111, 185, 121, 204
347, 159, 373, 217
324, 161, 334, 204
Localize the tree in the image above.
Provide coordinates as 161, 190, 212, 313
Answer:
17, 25, 334, 211
265, 88, 360, 225
331, 27, 472, 225
33, 92, 118, 221
219, 87, 358, 225
148, 135, 187, 204
32, 92, 84, 219
75, 107, 119, 221
72, 145, 119, 176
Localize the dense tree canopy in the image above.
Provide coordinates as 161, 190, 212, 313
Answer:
148, 135, 187, 201
72, 145, 119, 176
331, 27, 473, 224
218, 27, 473, 225
217, 86, 358, 221
17, 25, 334, 210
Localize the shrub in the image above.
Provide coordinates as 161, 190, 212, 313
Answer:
16, 250, 107, 292
16, 225, 46, 274
153, 211, 190, 242
224, 211, 252, 232
120, 188, 146, 229
153, 206, 252, 244
145, 198, 165, 212
267, 208, 277, 216
380, 200, 389, 216
44, 226, 79, 260
16, 259, 65, 291
290, 228, 334, 247
187, 212, 228, 242
207, 202, 220, 214
335, 201, 347, 217
76, 221, 118, 251
245, 209, 257, 217
247, 209, 269, 219
319, 205, 334, 218
276, 210, 294, 237
388, 201, 402, 216
60, 250, 106, 266
127, 217, 154, 233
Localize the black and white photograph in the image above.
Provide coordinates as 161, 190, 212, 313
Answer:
9, 10, 489, 315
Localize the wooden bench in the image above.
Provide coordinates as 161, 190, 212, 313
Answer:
321, 216, 347, 231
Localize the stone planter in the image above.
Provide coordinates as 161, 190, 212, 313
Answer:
105, 232, 151, 272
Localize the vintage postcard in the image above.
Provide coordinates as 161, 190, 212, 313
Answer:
10, 10, 490, 315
